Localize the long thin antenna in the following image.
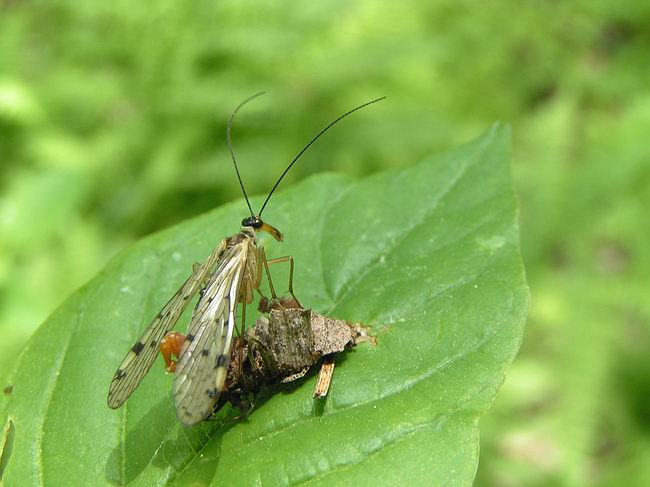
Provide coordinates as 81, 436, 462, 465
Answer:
258, 96, 386, 216
227, 92, 265, 216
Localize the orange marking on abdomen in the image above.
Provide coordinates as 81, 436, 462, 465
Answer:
159, 331, 186, 373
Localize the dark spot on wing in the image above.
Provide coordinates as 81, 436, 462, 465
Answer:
186, 334, 195, 342
216, 354, 227, 367
115, 369, 126, 380
150, 339, 157, 348
201, 349, 210, 356
132, 342, 145, 355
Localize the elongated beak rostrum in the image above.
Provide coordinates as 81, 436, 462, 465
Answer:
241, 216, 283, 242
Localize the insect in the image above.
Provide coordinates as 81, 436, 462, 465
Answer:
107, 93, 385, 425
211, 297, 373, 413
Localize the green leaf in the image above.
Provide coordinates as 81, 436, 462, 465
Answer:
0, 125, 528, 486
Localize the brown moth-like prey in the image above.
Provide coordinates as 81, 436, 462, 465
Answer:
107, 93, 385, 425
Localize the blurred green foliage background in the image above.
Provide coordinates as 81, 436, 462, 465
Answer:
1, 1, 648, 485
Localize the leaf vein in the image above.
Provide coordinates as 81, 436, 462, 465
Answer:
325, 134, 495, 312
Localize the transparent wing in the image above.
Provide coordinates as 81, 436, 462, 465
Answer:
173, 313, 223, 425
184, 244, 244, 340
107, 240, 226, 409
173, 244, 248, 426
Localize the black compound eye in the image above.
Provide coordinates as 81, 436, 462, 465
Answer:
242, 216, 263, 228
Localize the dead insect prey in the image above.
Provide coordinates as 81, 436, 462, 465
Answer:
107, 94, 384, 426
216, 298, 375, 412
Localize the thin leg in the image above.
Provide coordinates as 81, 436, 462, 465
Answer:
313, 354, 336, 398
228, 393, 256, 420
259, 246, 278, 299
234, 301, 247, 337
241, 301, 247, 335
267, 255, 301, 306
